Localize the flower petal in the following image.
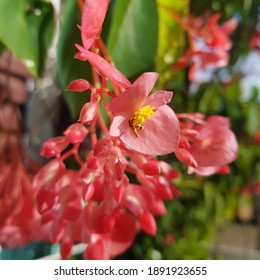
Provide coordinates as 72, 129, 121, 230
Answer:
221, 17, 238, 34
139, 210, 157, 236
120, 105, 180, 155
188, 165, 224, 176
75, 45, 131, 88
107, 72, 159, 113
189, 125, 238, 167
175, 148, 198, 168
81, 0, 110, 50
105, 213, 136, 257
109, 114, 130, 137
145, 90, 173, 108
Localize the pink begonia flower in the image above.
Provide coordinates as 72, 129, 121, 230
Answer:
188, 120, 238, 167
176, 114, 238, 176
107, 72, 180, 155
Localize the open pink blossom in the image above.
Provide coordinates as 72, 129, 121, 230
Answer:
107, 72, 180, 155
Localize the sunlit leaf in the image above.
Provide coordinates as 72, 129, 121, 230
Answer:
107, 0, 158, 78
0, 0, 54, 76
156, 0, 189, 86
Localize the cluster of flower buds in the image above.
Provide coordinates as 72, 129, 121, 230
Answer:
33, 0, 238, 259
0, 103, 47, 248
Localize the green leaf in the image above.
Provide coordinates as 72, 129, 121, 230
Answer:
198, 85, 224, 114
0, 42, 5, 54
246, 102, 259, 135
25, 0, 54, 76
56, 1, 91, 120
0, 0, 54, 76
0, 0, 36, 74
156, 0, 189, 86
107, 0, 158, 78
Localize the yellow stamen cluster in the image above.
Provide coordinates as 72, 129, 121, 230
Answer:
128, 105, 155, 137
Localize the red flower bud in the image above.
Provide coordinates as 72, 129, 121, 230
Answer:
66, 79, 90, 92
143, 158, 160, 176
40, 136, 69, 158
79, 102, 98, 124
84, 239, 108, 260
139, 210, 156, 236
64, 123, 88, 144
60, 237, 73, 260
175, 148, 198, 168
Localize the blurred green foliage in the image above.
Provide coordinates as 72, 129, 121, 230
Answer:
0, 0, 54, 76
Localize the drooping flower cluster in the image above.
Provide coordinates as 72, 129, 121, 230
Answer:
29, 0, 238, 260
0, 50, 51, 248
36, 134, 181, 259
0, 103, 47, 248
167, 10, 238, 82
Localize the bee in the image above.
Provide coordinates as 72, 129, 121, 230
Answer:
128, 117, 144, 137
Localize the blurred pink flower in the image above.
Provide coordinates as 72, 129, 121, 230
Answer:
34, 136, 180, 259
176, 114, 238, 175
249, 31, 260, 51
172, 13, 238, 81
0, 105, 48, 247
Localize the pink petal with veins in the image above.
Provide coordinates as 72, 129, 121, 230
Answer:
145, 91, 173, 108
189, 125, 238, 167
119, 105, 180, 155
107, 72, 159, 113
75, 45, 131, 89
